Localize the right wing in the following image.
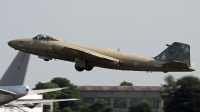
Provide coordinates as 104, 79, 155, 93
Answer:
27, 87, 67, 95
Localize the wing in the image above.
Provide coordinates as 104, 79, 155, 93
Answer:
10, 99, 79, 105
27, 87, 67, 95
62, 44, 119, 64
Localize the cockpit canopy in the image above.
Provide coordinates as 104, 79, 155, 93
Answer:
33, 34, 58, 40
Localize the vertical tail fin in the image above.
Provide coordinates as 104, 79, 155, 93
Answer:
0, 52, 30, 86
154, 42, 191, 67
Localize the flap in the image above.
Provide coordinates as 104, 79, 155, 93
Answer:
62, 45, 119, 63
163, 61, 190, 69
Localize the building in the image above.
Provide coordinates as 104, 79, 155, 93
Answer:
78, 86, 163, 112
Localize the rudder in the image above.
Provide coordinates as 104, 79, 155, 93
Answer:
154, 42, 191, 67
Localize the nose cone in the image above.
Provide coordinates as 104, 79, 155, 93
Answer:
8, 38, 33, 50
8, 39, 19, 48
8, 40, 14, 47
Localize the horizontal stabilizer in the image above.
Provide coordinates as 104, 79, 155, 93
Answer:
10, 99, 79, 105
27, 87, 67, 95
163, 61, 189, 69
191, 62, 197, 68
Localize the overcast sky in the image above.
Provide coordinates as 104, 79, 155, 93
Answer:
0, 0, 199, 88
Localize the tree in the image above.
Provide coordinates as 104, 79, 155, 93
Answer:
35, 77, 116, 112
104, 107, 114, 112
34, 77, 81, 112
52, 78, 82, 111
34, 82, 61, 112
51, 77, 70, 87
161, 75, 200, 112
90, 99, 115, 112
77, 104, 92, 112
34, 82, 61, 99
129, 100, 154, 112
164, 75, 175, 84
120, 81, 133, 86
91, 99, 107, 112
61, 107, 75, 112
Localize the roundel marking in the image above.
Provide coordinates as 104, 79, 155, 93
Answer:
133, 61, 138, 66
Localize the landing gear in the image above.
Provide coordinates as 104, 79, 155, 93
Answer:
74, 65, 93, 72
85, 65, 93, 71
75, 66, 85, 72
74, 58, 93, 72
44, 59, 49, 61
163, 71, 168, 73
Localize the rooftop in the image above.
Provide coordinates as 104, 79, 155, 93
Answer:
77, 86, 163, 92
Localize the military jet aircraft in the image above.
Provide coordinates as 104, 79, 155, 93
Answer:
8, 34, 196, 73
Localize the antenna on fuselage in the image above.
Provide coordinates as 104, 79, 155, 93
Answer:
117, 48, 120, 52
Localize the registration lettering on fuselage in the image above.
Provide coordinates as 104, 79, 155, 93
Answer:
155, 64, 161, 68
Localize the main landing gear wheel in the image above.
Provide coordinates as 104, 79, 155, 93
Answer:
85, 66, 93, 71
44, 59, 49, 61
75, 66, 84, 72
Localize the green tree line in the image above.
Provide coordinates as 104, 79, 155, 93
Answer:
34, 77, 114, 112
34, 76, 200, 112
